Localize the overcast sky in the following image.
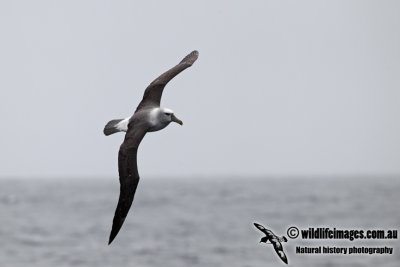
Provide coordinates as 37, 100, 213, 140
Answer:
0, 1, 399, 178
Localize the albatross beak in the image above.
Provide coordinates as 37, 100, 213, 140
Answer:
171, 114, 183, 125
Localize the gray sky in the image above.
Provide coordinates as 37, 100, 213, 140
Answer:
0, 1, 399, 178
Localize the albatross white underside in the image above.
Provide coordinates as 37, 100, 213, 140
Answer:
105, 107, 178, 134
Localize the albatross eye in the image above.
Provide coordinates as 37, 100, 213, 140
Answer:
164, 112, 171, 116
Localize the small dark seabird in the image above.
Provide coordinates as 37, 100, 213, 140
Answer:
104, 50, 199, 244
254, 223, 288, 264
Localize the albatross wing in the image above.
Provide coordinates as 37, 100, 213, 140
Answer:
108, 122, 147, 244
136, 50, 199, 111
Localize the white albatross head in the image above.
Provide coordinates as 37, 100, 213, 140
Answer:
159, 108, 183, 125
147, 107, 183, 132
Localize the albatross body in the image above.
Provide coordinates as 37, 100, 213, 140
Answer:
104, 50, 199, 244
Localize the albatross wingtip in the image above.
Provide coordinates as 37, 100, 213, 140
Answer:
180, 50, 199, 65
108, 232, 117, 245
108, 222, 121, 245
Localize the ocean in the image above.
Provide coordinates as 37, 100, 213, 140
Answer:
0, 177, 399, 267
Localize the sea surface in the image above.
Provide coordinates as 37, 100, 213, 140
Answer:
0, 177, 399, 267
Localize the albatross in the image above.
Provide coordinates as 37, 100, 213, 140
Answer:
104, 50, 199, 244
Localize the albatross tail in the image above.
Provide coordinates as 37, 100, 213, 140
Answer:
103, 118, 129, 136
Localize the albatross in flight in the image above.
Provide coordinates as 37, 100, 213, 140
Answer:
104, 50, 199, 244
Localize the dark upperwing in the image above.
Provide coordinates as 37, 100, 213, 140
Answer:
135, 50, 199, 112
108, 121, 147, 244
